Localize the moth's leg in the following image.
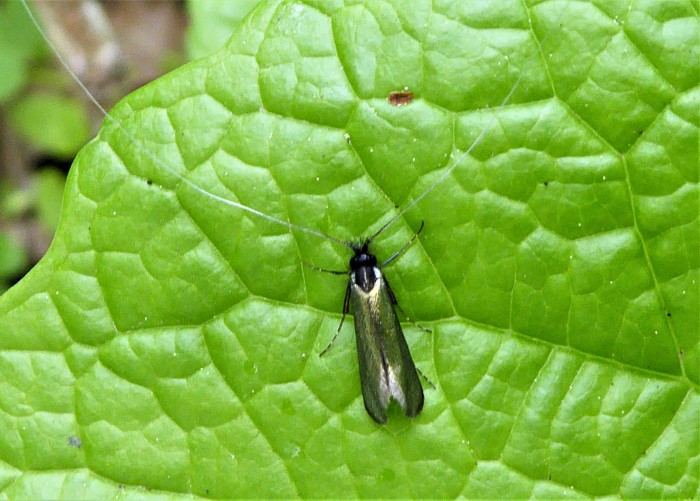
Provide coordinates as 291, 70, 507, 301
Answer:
301, 260, 347, 275
380, 220, 424, 268
384, 278, 432, 334
319, 282, 352, 357
416, 366, 436, 389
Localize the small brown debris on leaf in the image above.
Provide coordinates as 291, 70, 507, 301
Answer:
388, 90, 414, 106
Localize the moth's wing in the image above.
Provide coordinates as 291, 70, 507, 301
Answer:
351, 282, 391, 423
350, 274, 423, 423
376, 278, 424, 418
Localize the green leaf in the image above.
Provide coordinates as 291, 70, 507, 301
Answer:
33, 167, 67, 233
0, 233, 28, 281
0, 0, 47, 102
7, 93, 90, 159
1, 0, 698, 498
185, 0, 265, 60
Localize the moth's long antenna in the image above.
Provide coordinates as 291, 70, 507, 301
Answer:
368, 2, 572, 243
19, 0, 355, 251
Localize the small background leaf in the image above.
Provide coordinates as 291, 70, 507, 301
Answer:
7, 93, 90, 159
0, 0, 697, 498
186, 0, 265, 60
0, 233, 28, 294
33, 167, 66, 232
0, 0, 47, 103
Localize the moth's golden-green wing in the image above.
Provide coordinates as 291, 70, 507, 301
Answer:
350, 269, 423, 424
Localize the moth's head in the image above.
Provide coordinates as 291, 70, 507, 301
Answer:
349, 241, 377, 270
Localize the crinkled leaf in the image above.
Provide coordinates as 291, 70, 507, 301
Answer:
0, 0, 698, 498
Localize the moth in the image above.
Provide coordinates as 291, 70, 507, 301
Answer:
313, 222, 427, 423
344, 237, 424, 423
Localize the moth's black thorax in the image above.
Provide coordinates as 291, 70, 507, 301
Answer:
350, 242, 378, 293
